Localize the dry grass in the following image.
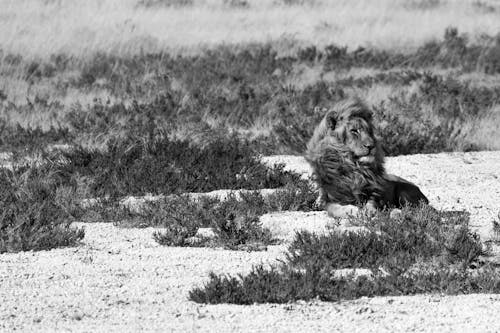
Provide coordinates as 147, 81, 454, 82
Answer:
2, 0, 500, 59
465, 105, 500, 150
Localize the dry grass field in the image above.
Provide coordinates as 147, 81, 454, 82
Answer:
2, 0, 500, 57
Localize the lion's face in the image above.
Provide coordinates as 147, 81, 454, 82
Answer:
336, 116, 377, 163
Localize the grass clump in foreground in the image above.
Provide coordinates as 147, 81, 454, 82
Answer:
189, 205, 500, 304
153, 180, 319, 249
151, 193, 275, 250
0, 166, 84, 253
82, 179, 319, 250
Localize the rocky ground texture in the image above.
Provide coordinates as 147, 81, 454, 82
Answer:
1, 151, 500, 332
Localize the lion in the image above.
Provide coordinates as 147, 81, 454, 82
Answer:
305, 97, 429, 218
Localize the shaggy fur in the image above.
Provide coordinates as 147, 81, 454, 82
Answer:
305, 98, 428, 214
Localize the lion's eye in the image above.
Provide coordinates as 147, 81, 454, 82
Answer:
350, 129, 359, 135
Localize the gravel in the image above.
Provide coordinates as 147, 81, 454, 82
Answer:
1, 151, 500, 332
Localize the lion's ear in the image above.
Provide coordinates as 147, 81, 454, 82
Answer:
325, 111, 338, 130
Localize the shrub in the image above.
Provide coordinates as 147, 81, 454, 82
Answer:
0, 166, 84, 253
79, 178, 318, 249
374, 100, 452, 155
149, 193, 275, 248
477, 35, 500, 74
416, 73, 500, 120
189, 205, 500, 304
148, 195, 215, 246
374, 73, 500, 155
190, 264, 500, 304
53, 135, 301, 198
0, 121, 73, 153
137, 0, 194, 8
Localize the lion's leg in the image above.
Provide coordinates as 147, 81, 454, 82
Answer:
325, 202, 359, 218
363, 199, 378, 216
326, 201, 380, 219
315, 187, 326, 209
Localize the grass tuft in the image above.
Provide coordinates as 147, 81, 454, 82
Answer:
149, 180, 317, 248
0, 166, 84, 253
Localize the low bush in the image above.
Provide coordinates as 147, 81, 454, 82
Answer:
0, 166, 84, 253
53, 135, 301, 198
322, 27, 498, 72
137, 0, 194, 8
80, 179, 318, 249
189, 205, 500, 303
376, 73, 500, 155
190, 264, 500, 304
0, 121, 73, 153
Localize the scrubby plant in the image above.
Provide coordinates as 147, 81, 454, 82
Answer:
416, 73, 500, 120
190, 263, 500, 304
136, 0, 194, 8
373, 72, 500, 155
404, 0, 442, 11
0, 166, 84, 253
477, 35, 500, 74
336, 70, 423, 88
492, 218, 500, 244
0, 121, 73, 153
265, 180, 319, 212
52, 135, 301, 198
374, 100, 453, 155
147, 195, 215, 246
189, 205, 500, 304
148, 193, 275, 248
78, 177, 318, 248
223, 0, 250, 7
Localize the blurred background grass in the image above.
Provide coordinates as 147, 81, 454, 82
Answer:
2, 0, 500, 58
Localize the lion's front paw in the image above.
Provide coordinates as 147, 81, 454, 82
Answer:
389, 208, 403, 219
363, 201, 378, 216
326, 203, 359, 218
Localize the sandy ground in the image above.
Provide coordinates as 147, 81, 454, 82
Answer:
1, 151, 500, 332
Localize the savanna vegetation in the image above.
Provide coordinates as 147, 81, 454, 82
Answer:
1, 0, 500, 302
190, 206, 500, 304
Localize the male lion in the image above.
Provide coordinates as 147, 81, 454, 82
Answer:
305, 97, 429, 217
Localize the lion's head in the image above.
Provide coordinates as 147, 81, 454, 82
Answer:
306, 97, 383, 167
